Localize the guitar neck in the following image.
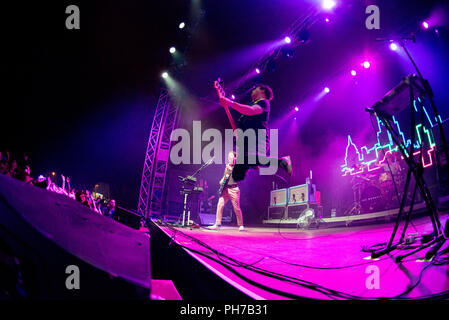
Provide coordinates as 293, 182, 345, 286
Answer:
223, 104, 238, 133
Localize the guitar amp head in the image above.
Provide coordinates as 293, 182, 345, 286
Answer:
288, 184, 316, 205
270, 188, 288, 206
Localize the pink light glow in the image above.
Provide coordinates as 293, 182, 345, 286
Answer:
324, 87, 330, 93
284, 36, 291, 44
363, 61, 371, 69
255, 68, 261, 74
399, 146, 436, 168
350, 70, 357, 76
422, 21, 430, 29
294, 106, 299, 112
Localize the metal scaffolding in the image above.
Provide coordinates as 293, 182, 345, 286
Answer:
138, 89, 179, 220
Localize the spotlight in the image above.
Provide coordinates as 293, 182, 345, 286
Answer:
363, 61, 370, 69
389, 42, 398, 51
325, 18, 330, 23
284, 36, 292, 44
169, 47, 176, 54
324, 87, 330, 93
350, 70, 357, 76
255, 68, 261, 74
422, 21, 430, 29
179, 22, 186, 29
294, 106, 299, 112
322, 0, 336, 10
162, 72, 169, 79
231, 94, 236, 100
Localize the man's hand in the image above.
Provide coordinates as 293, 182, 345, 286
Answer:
214, 81, 230, 108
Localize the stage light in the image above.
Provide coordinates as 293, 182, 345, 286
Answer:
325, 18, 330, 23
231, 94, 236, 100
350, 70, 357, 76
162, 72, 169, 79
179, 22, 186, 29
389, 42, 398, 51
324, 87, 330, 93
422, 21, 430, 29
169, 47, 176, 54
363, 61, 370, 69
255, 68, 261, 74
284, 36, 292, 44
294, 106, 299, 112
322, 0, 336, 10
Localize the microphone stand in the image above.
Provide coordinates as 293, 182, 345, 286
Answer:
369, 37, 448, 261
396, 40, 449, 261
179, 158, 214, 227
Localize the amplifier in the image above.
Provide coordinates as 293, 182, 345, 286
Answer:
270, 188, 288, 206
267, 206, 287, 220
288, 184, 316, 204
287, 202, 322, 219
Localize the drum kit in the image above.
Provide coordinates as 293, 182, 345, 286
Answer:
348, 156, 407, 214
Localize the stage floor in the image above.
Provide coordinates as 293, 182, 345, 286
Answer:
154, 215, 449, 300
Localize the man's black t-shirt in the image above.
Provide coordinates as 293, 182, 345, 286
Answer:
237, 99, 270, 152
237, 99, 270, 132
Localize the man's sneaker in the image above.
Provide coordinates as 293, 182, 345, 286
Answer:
280, 156, 292, 176
207, 224, 220, 230
238, 226, 245, 232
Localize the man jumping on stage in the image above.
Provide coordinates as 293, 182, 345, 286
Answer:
207, 151, 244, 231
214, 82, 292, 182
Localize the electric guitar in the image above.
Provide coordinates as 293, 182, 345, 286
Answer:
214, 79, 238, 133
217, 165, 233, 196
